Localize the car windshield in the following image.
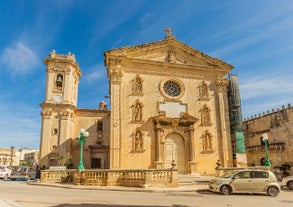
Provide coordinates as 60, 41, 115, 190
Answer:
220, 171, 239, 178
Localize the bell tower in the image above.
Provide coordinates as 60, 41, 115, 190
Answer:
43, 50, 81, 106
39, 50, 81, 167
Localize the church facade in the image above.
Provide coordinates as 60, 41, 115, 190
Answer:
39, 31, 234, 175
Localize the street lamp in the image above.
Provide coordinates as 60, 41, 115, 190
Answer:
10, 146, 14, 167
262, 133, 272, 166
76, 128, 89, 170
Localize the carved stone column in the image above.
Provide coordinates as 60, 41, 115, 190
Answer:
39, 109, 52, 166
108, 65, 123, 169
154, 123, 163, 169
59, 109, 74, 157
215, 78, 233, 167
63, 67, 71, 104
45, 67, 54, 102
188, 125, 197, 173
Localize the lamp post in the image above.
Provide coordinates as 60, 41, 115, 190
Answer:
262, 133, 272, 166
10, 146, 14, 167
76, 128, 89, 170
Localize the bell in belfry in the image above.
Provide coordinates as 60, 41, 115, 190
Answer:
56, 75, 63, 83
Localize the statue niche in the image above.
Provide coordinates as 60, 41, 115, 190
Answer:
132, 100, 143, 122
199, 81, 209, 100
201, 105, 211, 126
132, 75, 143, 94
202, 131, 213, 152
134, 130, 144, 151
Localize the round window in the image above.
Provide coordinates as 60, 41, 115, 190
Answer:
163, 81, 181, 97
160, 78, 184, 100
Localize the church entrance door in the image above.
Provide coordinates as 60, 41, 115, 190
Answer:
164, 133, 186, 173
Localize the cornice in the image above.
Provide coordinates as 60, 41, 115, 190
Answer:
104, 37, 233, 72
75, 108, 110, 117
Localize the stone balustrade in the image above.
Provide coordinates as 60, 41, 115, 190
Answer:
40, 169, 178, 188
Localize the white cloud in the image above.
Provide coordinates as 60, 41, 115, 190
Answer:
1, 42, 40, 76
0, 102, 40, 149
81, 64, 106, 83
240, 76, 293, 100
240, 75, 293, 118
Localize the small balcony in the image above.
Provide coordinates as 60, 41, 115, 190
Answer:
246, 142, 285, 153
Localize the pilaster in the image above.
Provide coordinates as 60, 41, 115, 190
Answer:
108, 65, 123, 169
215, 78, 233, 167
39, 109, 53, 166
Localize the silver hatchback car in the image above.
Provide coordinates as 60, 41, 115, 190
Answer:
209, 169, 281, 197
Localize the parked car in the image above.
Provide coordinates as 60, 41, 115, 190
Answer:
281, 175, 293, 190
0, 165, 12, 179
209, 169, 281, 197
9, 166, 37, 181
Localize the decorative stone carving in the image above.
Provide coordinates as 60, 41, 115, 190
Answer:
134, 130, 143, 151
166, 49, 176, 63
199, 81, 209, 99
41, 110, 52, 119
46, 67, 55, 73
133, 75, 143, 94
132, 100, 143, 122
60, 109, 73, 120
202, 130, 213, 152
201, 105, 211, 126
108, 65, 123, 83
65, 66, 71, 75
215, 78, 229, 92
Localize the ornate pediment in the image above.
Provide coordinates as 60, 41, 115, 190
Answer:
153, 112, 198, 126
105, 37, 233, 72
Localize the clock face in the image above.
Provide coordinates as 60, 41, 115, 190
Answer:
53, 95, 62, 103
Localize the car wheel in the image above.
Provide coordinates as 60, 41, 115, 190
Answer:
220, 185, 231, 195
267, 186, 279, 197
287, 181, 293, 190
10, 178, 16, 181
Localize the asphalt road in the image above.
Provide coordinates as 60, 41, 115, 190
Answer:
1, 180, 293, 207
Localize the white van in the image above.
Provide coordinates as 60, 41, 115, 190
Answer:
9, 166, 37, 181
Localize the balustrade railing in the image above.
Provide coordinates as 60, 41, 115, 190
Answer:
40, 169, 178, 188
246, 142, 285, 153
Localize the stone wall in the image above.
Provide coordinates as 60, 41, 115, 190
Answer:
243, 104, 293, 175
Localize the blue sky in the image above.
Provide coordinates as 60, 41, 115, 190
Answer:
0, 0, 293, 149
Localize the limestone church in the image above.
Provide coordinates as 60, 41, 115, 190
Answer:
39, 29, 234, 175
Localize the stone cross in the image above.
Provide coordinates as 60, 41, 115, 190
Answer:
164, 27, 173, 36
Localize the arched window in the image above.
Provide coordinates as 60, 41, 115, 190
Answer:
55, 74, 63, 91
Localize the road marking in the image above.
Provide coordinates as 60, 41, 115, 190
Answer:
0, 199, 24, 207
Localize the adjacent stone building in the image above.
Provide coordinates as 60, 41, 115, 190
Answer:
39, 30, 235, 175
243, 104, 293, 175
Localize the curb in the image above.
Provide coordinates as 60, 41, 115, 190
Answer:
27, 181, 209, 193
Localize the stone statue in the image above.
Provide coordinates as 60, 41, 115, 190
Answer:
201, 82, 209, 98
203, 133, 212, 151
135, 131, 143, 150
202, 107, 210, 124
133, 102, 142, 121
134, 77, 142, 93
166, 49, 176, 63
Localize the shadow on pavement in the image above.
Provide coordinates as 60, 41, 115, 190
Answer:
52, 204, 171, 207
